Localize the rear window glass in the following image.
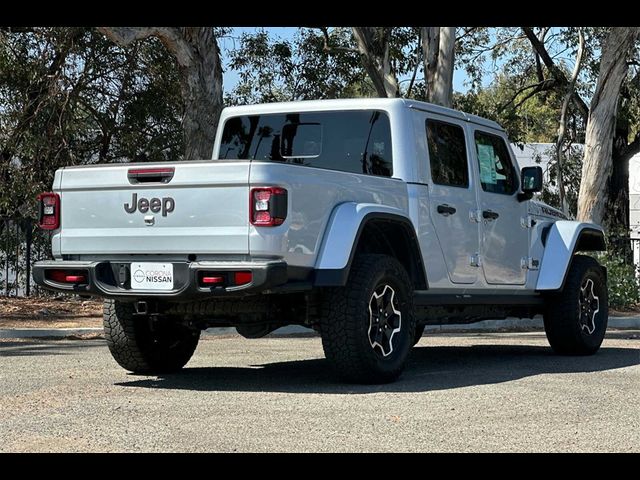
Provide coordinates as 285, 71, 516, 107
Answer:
219, 110, 393, 177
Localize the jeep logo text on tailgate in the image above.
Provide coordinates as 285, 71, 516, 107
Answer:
124, 193, 175, 217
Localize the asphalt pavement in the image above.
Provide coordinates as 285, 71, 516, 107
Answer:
0, 331, 638, 452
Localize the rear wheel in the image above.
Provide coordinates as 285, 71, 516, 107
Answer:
543, 255, 608, 355
103, 300, 200, 374
320, 254, 415, 384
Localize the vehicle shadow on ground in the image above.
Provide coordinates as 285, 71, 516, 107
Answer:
116, 343, 640, 394
0, 339, 103, 357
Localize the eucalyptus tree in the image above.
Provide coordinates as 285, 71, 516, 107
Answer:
577, 27, 640, 226
98, 27, 224, 160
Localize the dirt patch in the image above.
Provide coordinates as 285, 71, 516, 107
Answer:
0, 296, 102, 328
610, 307, 640, 317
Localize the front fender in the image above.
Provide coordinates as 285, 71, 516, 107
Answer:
536, 221, 606, 291
314, 202, 414, 285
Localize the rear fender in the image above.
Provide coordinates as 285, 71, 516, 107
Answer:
314, 202, 426, 287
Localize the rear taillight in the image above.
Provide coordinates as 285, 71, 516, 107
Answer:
250, 187, 288, 227
197, 271, 253, 288
46, 269, 87, 284
37, 192, 60, 230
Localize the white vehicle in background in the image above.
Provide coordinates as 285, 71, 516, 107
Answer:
33, 98, 608, 384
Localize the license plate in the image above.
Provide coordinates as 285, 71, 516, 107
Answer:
130, 262, 174, 291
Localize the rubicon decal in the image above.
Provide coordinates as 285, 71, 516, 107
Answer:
124, 193, 175, 216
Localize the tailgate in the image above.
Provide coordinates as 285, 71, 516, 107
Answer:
58, 161, 250, 255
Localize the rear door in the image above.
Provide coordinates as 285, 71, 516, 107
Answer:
425, 115, 480, 284
471, 128, 528, 285
59, 161, 251, 255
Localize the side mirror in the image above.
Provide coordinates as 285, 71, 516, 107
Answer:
518, 166, 543, 201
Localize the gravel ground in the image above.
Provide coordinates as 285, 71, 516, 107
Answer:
0, 330, 638, 452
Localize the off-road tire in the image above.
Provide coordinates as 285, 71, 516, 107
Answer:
320, 254, 416, 384
543, 255, 608, 355
103, 300, 200, 374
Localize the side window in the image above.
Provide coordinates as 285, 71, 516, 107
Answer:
425, 119, 469, 188
474, 131, 518, 195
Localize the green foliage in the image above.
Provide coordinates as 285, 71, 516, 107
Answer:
591, 227, 640, 308
225, 27, 425, 104
595, 251, 640, 308
537, 144, 583, 217
225, 28, 368, 104
452, 73, 564, 144
0, 27, 183, 218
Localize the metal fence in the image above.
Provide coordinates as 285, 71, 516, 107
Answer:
629, 238, 640, 270
607, 235, 638, 263
0, 217, 52, 297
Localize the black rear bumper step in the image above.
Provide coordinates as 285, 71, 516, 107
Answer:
32, 259, 288, 300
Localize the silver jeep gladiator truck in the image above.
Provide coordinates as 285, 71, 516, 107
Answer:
33, 98, 608, 384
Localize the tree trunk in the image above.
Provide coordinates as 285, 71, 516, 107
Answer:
421, 27, 455, 107
351, 27, 398, 98
432, 26, 455, 107
577, 27, 640, 226
422, 27, 440, 101
97, 27, 222, 160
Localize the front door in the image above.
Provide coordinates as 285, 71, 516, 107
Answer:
425, 116, 480, 284
472, 129, 529, 285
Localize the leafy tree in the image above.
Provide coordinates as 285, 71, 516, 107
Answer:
0, 27, 183, 218
98, 27, 224, 160
453, 72, 563, 143
226, 28, 366, 104
577, 28, 640, 226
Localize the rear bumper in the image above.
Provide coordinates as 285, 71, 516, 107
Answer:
32, 259, 288, 300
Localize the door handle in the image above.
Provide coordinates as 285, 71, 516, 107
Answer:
482, 210, 499, 220
437, 204, 457, 216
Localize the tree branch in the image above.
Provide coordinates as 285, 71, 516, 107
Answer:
351, 27, 398, 98
533, 27, 549, 82
317, 27, 359, 54
522, 27, 590, 119
97, 27, 194, 67
555, 28, 586, 216
0, 26, 35, 34
406, 35, 421, 98
455, 27, 476, 42
497, 79, 555, 113
622, 132, 640, 160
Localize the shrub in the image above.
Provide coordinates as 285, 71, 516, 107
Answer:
593, 250, 640, 309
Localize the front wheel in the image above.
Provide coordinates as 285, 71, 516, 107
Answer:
543, 255, 608, 355
103, 300, 200, 374
319, 254, 416, 384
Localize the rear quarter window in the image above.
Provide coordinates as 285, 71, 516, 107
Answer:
219, 110, 393, 177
